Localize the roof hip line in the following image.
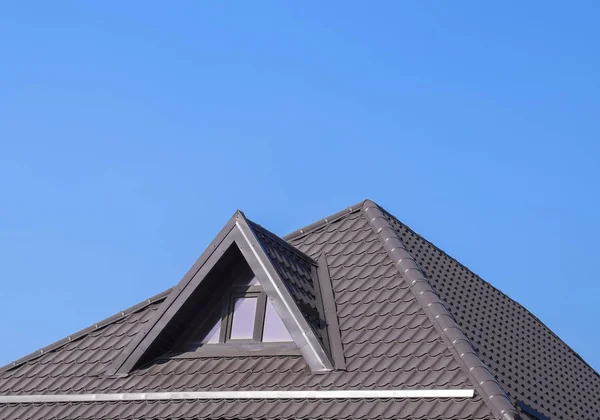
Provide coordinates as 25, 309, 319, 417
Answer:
361, 200, 521, 420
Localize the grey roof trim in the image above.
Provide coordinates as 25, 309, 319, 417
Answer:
0, 389, 476, 403
236, 216, 333, 372
283, 200, 366, 241
361, 200, 521, 420
0, 289, 170, 374
316, 253, 346, 370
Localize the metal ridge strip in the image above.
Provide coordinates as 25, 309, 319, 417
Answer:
0, 389, 475, 403
283, 200, 366, 240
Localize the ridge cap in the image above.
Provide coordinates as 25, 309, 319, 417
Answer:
361, 200, 521, 420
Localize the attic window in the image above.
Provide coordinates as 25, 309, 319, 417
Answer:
193, 277, 293, 348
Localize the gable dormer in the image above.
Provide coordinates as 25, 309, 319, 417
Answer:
108, 210, 343, 375
171, 271, 302, 357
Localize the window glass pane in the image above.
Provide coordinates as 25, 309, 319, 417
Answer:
230, 297, 258, 339
202, 318, 222, 344
262, 300, 293, 342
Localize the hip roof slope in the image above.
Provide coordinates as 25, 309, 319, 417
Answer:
384, 210, 600, 420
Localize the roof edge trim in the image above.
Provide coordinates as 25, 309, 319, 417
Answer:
0, 389, 475, 403
283, 200, 366, 240
361, 200, 522, 420
316, 253, 346, 370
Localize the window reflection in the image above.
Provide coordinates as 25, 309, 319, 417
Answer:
263, 300, 293, 342
230, 297, 258, 339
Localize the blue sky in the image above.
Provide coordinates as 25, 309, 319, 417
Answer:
0, 2, 599, 373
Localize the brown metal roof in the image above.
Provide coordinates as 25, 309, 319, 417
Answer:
1, 199, 597, 420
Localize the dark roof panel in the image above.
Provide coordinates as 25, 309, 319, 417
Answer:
385, 211, 600, 420
248, 221, 326, 343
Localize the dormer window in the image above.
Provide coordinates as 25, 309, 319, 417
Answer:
190, 276, 293, 350
111, 213, 335, 373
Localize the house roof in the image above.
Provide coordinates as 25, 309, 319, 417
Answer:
0, 200, 598, 420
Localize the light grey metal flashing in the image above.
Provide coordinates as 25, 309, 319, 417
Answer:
362, 200, 522, 420
316, 253, 346, 370
0, 389, 475, 403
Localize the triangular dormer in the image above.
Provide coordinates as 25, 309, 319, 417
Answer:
180, 274, 294, 347
108, 211, 343, 375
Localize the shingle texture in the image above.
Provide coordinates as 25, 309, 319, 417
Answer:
248, 221, 326, 343
1, 200, 597, 420
383, 211, 600, 420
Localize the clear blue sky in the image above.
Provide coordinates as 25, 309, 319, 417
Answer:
1, 2, 599, 372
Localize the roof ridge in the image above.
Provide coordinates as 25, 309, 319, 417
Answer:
361, 200, 521, 420
0, 289, 171, 374
283, 200, 366, 241
388, 212, 600, 380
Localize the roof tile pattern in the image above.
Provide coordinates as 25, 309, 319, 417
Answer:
0, 303, 160, 396
0, 208, 492, 420
248, 221, 325, 342
385, 212, 600, 420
